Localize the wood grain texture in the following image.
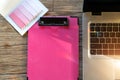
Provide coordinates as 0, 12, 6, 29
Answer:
0, 0, 83, 80
54, 0, 83, 12
0, 74, 27, 80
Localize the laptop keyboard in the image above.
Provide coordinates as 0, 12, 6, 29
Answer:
90, 23, 120, 55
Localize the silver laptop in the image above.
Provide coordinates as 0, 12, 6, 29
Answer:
82, 0, 120, 80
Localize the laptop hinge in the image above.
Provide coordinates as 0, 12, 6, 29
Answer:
92, 12, 102, 16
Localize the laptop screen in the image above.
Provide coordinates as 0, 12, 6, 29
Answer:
83, 0, 120, 12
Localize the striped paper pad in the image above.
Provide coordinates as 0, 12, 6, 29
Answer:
9, 0, 43, 29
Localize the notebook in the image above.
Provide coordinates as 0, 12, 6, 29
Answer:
82, 0, 120, 80
0, 0, 48, 35
27, 16, 79, 80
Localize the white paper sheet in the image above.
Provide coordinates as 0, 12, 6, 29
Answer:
0, 0, 48, 35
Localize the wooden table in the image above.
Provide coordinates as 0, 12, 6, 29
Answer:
0, 0, 83, 80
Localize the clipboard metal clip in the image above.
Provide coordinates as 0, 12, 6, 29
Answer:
39, 17, 69, 26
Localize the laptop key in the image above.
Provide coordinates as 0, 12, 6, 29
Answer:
97, 50, 102, 55
103, 50, 108, 55
97, 32, 103, 37
106, 38, 111, 43
96, 23, 101, 26
104, 33, 109, 37
113, 27, 118, 32
116, 33, 120, 37
109, 50, 114, 55
102, 23, 107, 26
101, 27, 106, 31
110, 33, 115, 37
95, 27, 100, 31
90, 50, 96, 55
100, 38, 105, 43
103, 44, 109, 49
115, 44, 120, 49
91, 44, 102, 49
90, 27, 94, 31
118, 38, 120, 43
115, 50, 120, 55
107, 27, 112, 31
91, 44, 97, 49
112, 38, 117, 43
90, 23, 95, 26
91, 38, 99, 43
119, 27, 120, 31
90, 33, 97, 37
107, 23, 112, 26
97, 44, 102, 49
109, 44, 114, 49
113, 23, 118, 26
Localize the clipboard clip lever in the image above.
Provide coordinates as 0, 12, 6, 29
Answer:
39, 17, 69, 26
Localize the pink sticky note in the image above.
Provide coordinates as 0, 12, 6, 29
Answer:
18, 5, 33, 21
9, 7, 30, 29
28, 16, 79, 80
9, 11, 25, 29
13, 8, 29, 26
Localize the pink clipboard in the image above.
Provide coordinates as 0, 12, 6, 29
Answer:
27, 16, 79, 80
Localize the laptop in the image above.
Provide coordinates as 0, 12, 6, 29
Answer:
82, 0, 120, 80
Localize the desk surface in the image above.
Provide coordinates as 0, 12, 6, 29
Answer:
0, 0, 83, 80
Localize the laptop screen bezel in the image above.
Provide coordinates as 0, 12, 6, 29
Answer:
83, 0, 120, 12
